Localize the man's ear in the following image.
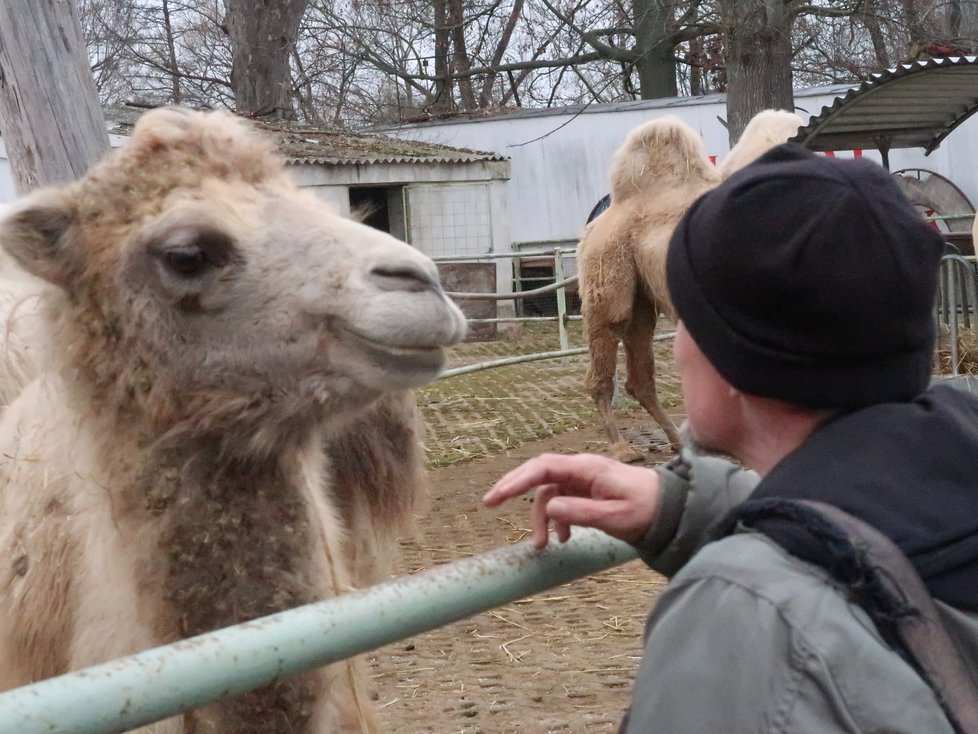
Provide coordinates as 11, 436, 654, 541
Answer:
0, 188, 80, 289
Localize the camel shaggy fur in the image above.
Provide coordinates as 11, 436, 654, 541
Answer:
580, 110, 803, 462
0, 107, 466, 733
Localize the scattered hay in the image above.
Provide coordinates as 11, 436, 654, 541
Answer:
936, 327, 978, 375
419, 321, 681, 468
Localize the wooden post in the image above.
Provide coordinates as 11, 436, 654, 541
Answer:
0, 0, 109, 193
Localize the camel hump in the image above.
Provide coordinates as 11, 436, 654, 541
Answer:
720, 109, 805, 179
608, 116, 717, 201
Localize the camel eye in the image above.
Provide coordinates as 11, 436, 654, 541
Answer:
164, 246, 208, 276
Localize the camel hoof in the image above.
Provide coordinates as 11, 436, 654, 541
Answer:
610, 442, 646, 464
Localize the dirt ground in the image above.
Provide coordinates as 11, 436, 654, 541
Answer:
367, 414, 675, 734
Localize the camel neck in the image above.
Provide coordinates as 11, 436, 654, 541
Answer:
136, 436, 329, 733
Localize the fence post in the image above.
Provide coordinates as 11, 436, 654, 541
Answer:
949, 260, 960, 375
512, 249, 524, 318
554, 247, 569, 351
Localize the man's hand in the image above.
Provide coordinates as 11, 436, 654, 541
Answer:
482, 453, 661, 549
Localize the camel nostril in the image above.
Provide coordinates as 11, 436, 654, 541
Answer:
369, 264, 436, 293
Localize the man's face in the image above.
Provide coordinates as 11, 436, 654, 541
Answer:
673, 321, 739, 456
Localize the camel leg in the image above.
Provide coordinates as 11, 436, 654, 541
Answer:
585, 322, 645, 463
621, 304, 680, 452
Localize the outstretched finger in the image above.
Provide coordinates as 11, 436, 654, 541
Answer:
482, 454, 598, 507
483, 457, 555, 507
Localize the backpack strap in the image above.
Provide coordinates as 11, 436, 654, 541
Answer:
711, 497, 978, 734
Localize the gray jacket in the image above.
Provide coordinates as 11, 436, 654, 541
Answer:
624, 451, 978, 733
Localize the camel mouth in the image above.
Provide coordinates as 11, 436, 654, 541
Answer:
335, 325, 447, 383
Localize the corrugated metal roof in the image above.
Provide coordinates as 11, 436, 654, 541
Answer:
791, 56, 978, 153
102, 107, 506, 165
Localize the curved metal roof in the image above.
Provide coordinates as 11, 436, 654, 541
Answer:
792, 56, 978, 154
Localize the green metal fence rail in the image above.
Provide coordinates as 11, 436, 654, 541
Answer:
0, 529, 636, 734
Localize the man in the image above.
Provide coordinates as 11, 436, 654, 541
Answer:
483, 144, 978, 732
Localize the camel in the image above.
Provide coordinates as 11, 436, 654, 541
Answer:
0, 106, 466, 733
580, 110, 803, 463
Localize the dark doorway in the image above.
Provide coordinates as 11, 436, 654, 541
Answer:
349, 186, 406, 240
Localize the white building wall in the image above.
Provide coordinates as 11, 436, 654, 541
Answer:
380, 85, 978, 249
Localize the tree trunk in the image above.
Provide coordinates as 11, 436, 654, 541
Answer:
632, 0, 677, 98
447, 0, 476, 109
162, 0, 183, 105
719, 0, 794, 145
430, 0, 453, 113
688, 35, 704, 95
0, 0, 109, 193
224, 0, 308, 119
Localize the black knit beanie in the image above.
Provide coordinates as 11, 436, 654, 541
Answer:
666, 143, 944, 408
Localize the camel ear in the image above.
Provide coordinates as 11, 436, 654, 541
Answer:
0, 188, 80, 289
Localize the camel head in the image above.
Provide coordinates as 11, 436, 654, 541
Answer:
0, 107, 466, 434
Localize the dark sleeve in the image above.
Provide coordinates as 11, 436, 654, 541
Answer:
631, 451, 759, 576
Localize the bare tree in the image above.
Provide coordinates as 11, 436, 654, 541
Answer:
77, 0, 962, 134
80, 0, 232, 110
79, 0, 141, 104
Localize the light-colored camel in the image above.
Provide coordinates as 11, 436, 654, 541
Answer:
0, 107, 466, 733
580, 110, 803, 463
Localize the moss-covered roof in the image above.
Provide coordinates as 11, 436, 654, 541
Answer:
262, 120, 506, 164
105, 106, 506, 166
